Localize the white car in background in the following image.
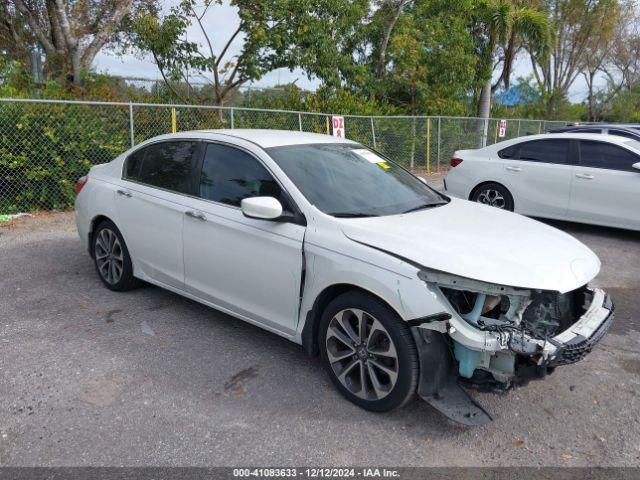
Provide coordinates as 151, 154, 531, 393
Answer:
444, 133, 640, 231
75, 129, 613, 426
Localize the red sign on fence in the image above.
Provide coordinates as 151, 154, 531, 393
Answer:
498, 119, 507, 138
332, 116, 345, 138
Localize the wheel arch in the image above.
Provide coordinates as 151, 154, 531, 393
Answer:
300, 283, 404, 357
88, 214, 116, 258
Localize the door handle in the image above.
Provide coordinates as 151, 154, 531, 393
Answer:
185, 210, 206, 221
116, 189, 132, 198
505, 166, 522, 172
575, 173, 594, 180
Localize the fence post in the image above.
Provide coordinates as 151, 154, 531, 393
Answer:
436, 117, 441, 172
517, 120, 521, 137
481, 118, 489, 148
128, 103, 135, 148
230, 108, 235, 129
171, 108, 177, 133
298, 113, 303, 132
426, 118, 431, 174
370, 117, 377, 148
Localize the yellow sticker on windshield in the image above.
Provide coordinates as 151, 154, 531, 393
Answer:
377, 162, 391, 169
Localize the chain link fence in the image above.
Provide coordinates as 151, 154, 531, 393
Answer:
0, 98, 569, 213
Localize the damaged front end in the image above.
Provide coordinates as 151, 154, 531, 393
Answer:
411, 270, 614, 426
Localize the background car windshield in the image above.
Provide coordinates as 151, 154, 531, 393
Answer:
266, 143, 446, 217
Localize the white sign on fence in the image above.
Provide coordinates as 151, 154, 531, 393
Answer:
498, 119, 507, 138
332, 115, 345, 138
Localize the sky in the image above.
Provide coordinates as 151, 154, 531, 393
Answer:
94, 0, 592, 104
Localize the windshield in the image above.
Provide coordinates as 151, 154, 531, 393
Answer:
266, 143, 447, 217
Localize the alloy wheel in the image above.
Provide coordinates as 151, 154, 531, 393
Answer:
477, 188, 506, 209
325, 308, 399, 400
94, 228, 124, 285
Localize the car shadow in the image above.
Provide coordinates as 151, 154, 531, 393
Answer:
535, 217, 640, 241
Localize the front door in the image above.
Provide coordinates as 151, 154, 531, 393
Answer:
568, 139, 640, 229
183, 142, 306, 335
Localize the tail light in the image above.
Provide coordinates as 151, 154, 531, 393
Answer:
76, 176, 88, 195
450, 157, 463, 167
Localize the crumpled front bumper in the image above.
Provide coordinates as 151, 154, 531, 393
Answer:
541, 288, 614, 367
411, 288, 614, 427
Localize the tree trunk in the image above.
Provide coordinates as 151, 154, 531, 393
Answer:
375, 1, 405, 79
476, 77, 492, 148
70, 50, 81, 85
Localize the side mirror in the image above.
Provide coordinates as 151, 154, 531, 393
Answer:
633, 162, 640, 172
241, 196, 283, 220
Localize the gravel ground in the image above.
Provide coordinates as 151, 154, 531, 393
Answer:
0, 211, 639, 467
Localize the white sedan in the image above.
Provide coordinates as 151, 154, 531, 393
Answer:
444, 132, 640, 230
75, 129, 613, 425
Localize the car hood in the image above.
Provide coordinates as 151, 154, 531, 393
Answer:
339, 198, 600, 293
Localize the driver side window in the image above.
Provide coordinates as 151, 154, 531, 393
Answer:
199, 143, 287, 209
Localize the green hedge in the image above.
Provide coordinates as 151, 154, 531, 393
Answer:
0, 102, 130, 213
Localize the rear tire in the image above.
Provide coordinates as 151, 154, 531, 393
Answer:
92, 219, 139, 292
471, 182, 514, 211
319, 291, 418, 412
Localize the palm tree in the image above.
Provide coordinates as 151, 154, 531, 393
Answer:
474, 0, 550, 144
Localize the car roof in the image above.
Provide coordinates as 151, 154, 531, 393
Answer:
491, 132, 640, 149
198, 129, 357, 148
551, 124, 640, 131
133, 129, 357, 149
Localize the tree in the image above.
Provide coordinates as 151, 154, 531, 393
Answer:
374, 0, 413, 80
299, 0, 482, 115
472, 0, 550, 122
0, 0, 149, 85
603, 83, 640, 122
529, 0, 622, 118
578, 0, 633, 121
609, 22, 640, 91
380, 0, 481, 114
130, 0, 364, 106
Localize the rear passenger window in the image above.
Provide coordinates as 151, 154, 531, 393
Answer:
517, 140, 569, 164
137, 141, 199, 194
498, 144, 519, 159
609, 129, 637, 140
579, 141, 639, 172
200, 143, 284, 208
124, 148, 146, 180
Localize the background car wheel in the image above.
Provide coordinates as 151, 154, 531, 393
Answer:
92, 219, 139, 292
471, 182, 514, 211
319, 291, 419, 412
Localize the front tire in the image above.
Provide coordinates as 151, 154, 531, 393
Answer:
471, 182, 514, 211
319, 291, 419, 412
92, 219, 139, 292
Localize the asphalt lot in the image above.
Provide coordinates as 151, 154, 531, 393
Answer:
1, 211, 639, 467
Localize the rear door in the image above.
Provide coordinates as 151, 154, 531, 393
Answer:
499, 139, 573, 218
183, 141, 306, 335
568, 140, 640, 229
116, 140, 202, 289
